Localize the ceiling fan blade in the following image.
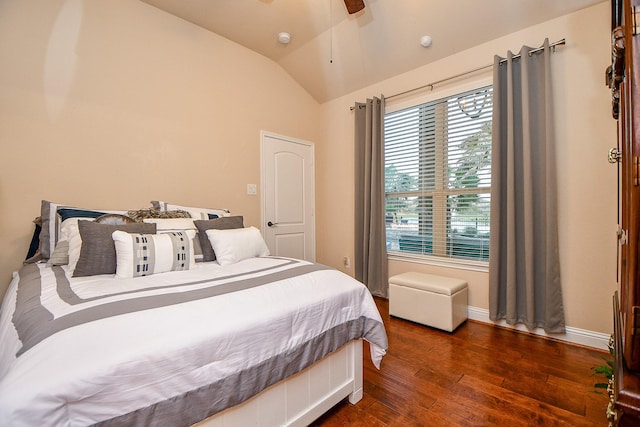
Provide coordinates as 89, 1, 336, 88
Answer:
344, 0, 365, 14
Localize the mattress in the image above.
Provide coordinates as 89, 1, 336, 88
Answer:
0, 256, 387, 426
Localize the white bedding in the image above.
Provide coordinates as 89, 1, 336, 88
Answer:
0, 257, 387, 426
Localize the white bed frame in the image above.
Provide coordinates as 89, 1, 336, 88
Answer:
194, 339, 364, 427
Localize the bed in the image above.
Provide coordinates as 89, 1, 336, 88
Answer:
0, 201, 388, 426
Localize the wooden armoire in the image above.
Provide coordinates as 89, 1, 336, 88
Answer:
609, 0, 640, 425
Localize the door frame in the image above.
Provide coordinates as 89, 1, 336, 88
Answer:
260, 130, 316, 261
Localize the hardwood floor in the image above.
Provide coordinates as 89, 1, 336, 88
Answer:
312, 297, 610, 426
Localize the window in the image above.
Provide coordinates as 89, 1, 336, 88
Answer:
384, 85, 492, 264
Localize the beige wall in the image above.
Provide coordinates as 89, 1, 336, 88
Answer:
0, 1, 618, 336
0, 0, 321, 297
317, 2, 618, 334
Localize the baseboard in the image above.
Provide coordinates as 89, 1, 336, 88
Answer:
467, 306, 611, 351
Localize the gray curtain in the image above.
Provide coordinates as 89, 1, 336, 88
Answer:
354, 96, 388, 297
489, 39, 565, 333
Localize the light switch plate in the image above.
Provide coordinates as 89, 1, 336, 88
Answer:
247, 184, 257, 195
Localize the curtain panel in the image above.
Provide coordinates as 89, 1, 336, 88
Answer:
489, 39, 565, 333
354, 96, 388, 297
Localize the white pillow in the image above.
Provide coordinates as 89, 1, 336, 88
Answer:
112, 230, 196, 279
142, 218, 197, 230
205, 226, 270, 266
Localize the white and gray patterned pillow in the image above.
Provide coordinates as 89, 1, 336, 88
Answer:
151, 200, 230, 220
142, 218, 204, 262
112, 230, 196, 279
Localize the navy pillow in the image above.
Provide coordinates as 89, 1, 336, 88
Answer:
57, 208, 107, 222
25, 224, 42, 260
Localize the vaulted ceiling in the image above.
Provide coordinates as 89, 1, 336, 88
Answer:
140, 0, 605, 103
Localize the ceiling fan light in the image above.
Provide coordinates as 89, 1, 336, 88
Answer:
344, 0, 365, 14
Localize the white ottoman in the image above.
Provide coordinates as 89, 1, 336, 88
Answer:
389, 272, 468, 332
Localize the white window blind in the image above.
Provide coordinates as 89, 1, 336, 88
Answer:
384, 85, 492, 262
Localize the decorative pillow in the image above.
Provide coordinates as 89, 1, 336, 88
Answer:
205, 226, 270, 266
54, 215, 134, 267
142, 218, 204, 262
65, 220, 89, 271
95, 214, 135, 225
72, 221, 156, 277
38, 200, 127, 260
47, 240, 70, 266
50, 217, 94, 268
193, 216, 244, 262
151, 201, 230, 220
112, 230, 196, 279
127, 208, 191, 223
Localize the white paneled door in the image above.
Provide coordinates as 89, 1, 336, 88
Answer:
261, 132, 315, 261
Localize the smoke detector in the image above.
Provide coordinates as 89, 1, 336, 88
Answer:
420, 35, 433, 48
278, 32, 291, 44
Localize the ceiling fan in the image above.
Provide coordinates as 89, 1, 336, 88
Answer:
343, 0, 365, 14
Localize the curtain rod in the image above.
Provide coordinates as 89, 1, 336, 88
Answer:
352, 38, 565, 109
387, 38, 566, 101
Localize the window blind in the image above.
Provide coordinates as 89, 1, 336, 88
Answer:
384, 85, 492, 262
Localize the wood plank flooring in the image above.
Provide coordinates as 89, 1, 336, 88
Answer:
312, 297, 610, 426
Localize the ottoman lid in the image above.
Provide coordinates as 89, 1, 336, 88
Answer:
389, 272, 467, 296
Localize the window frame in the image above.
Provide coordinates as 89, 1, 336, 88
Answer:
384, 76, 493, 272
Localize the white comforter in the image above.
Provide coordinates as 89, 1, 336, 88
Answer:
0, 257, 387, 426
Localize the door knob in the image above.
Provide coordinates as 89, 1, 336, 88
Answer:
608, 147, 622, 163
267, 221, 278, 227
